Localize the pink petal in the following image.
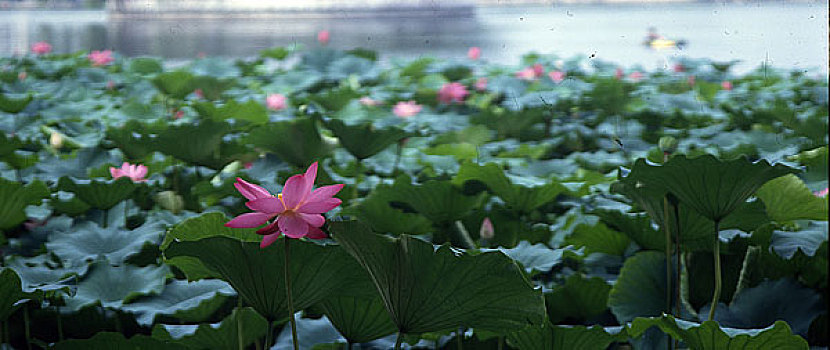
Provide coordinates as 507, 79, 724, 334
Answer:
281, 174, 310, 209
297, 198, 342, 214
256, 220, 280, 235
246, 197, 285, 214
260, 232, 282, 248
278, 215, 309, 238
234, 178, 272, 201
306, 226, 327, 239
306, 184, 345, 203
304, 162, 318, 185
110, 167, 122, 179
225, 212, 272, 228
298, 213, 325, 227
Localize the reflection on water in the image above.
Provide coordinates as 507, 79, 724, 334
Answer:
1, 3, 827, 74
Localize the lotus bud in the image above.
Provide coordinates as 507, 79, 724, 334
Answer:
479, 217, 494, 240
658, 136, 678, 155
49, 132, 64, 149
155, 191, 184, 214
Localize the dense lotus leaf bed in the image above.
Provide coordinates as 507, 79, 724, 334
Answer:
0, 44, 827, 349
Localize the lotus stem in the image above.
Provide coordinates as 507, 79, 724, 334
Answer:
353, 160, 362, 199
393, 140, 404, 175
732, 246, 759, 301
102, 209, 108, 228
264, 320, 272, 350
284, 238, 299, 350
236, 302, 244, 350
56, 307, 64, 341
124, 200, 129, 228
662, 196, 672, 316
498, 336, 504, 350
452, 221, 476, 249
708, 220, 722, 321
395, 332, 404, 350
23, 304, 32, 350
457, 327, 464, 349
673, 203, 681, 320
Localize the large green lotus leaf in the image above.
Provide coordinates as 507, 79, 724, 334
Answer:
623, 155, 797, 222
164, 236, 362, 321
245, 118, 331, 168
152, 71, 196, 99
151, 307, 267, 350
383, 178, 484, 224
128, 57, 163, 75
105, 120, 155, 160
151, 119, 237, 169
453, 162, 568, 212
566, 220, 631, 256
496, 241, 565, 274
787, 146, 827, 187
274, 315, 346, 349
54, 332, 186, 350
265, 69, 322, 94
350, 180, 433, 235
123, 279, 235, 326
65, 261, 169, 312
330, 221, 546, 335
546, 274, 611, 324
317, 270, 397, 343
193, 99, 267, 124
628, 315, 808, 349
0, 178, 49, 230
769, 221, 828, 259
190, 76, 234, 101
701, 278, 822, 336
34, 147, 119, 180
0, 268, 26, 321
46, 221, 161, 265
326, 56, 376, 81
161, 212, 260, 280
593, 209, 664, 251
5, 254, 86, 293
608, 251, 671, 323
0, 133, 39, 169
57, 176, 136, 210
323, 119, 410, 160
0, 93, 33, 113
508, 321, 621, 350
756, 174, 828, 222
301, 48, 346, 73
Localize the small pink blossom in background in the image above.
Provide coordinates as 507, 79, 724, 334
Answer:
721, 81, 733, 90
628, 71, 644, 82
437, 82, 469, 104
516, 67, 537, 81
225, 163, 344, 247
173, 110, 184, 120
106, 80, 115, 90
814, 188, 828, 198
673, 63, 685, 73
393, 101, 422, 118
614, 68, 624, 80
479, 217, 494, 240
31, 41, 52, 55
475, 77, 488, 91
23, 219, 47, 231
317, 30, 330, 45
359, 96, 381, 107
110, 162, 148, 182
17, 72, 26, 81
467, 46, 481, 60
197, 52, 206, 58
244, 162, 253, 169
687, 75, 696, 87
548, 70, 565, 83
266, 93, 287, 111
88, 50, 114, 66
532, 63, 545, 77
194, 89, 204, 99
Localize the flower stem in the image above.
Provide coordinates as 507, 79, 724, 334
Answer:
452, 221, 475, 249
23, 303, 32, 350
708, 220, 722, 321
236, 301, 244, 350
264, 320, 272, 350
497, 336, 504, 350
395, 332, 403, 350
353, 160, 362, 200
663, 196, 672, 316
456, 327, 464, 349
124, 200, 129, 228
284, 238, 299, 350
56, 307, 64, 341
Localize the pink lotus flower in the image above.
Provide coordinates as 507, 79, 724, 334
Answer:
475, 77, 488, 91
467, 46, 481, 60
359, 96, 381, 107
173, 110, 184, 119
516, 67, 537, 81
225, 163, 344, 247
244, 162, 253, 169
31, 41, 52, 55
548, 70, 565, 83
628, 71, 644, 82
194, 89, 204, 99
110, 162, 148, 182
673, 63, 685, 73
814, 188, 828, 198
437, 82, 469, 104
266, 93, 287, 111
614, 68, 624, 80
721, 81, 733, 90
17, 72, 26, 81
532, 63, 545, 77
687, 75, 696, 87
479, 217, 494, 240
88, 50, 114, 66
317, 30, 330, 45
106, 80, 116, 90
393, 101, 422, 118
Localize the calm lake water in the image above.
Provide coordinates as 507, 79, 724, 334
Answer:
1, 2, 827, 74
